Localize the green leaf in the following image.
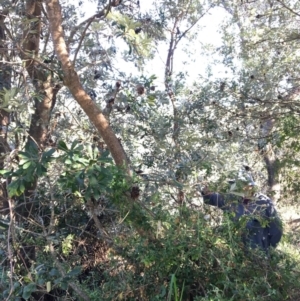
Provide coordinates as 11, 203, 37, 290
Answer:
22, 161, 32, 170
74, 144, 84, 152
22, 282, 36, 300
172, 180, 184, 189
147, 95, 156, 106
18, 151, 31, 160
60, 280, 68, 290
71, 140, 79, 150
65, 158, 72, 165
58, 140, 68, 151
36, 164, 47, 176
25, 140, 39, 155
42, 148, 56, 161
0, 219, 9, 229
8, 180, 25, 197
19, 159, 30, 165
0, 169, 11, 177
49, 268, 59, 277
75, 157, 89, 165
86, 144, 93, 159
67, 266, 81, 277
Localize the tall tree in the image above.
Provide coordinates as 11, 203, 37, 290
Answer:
0, 10, 11, 214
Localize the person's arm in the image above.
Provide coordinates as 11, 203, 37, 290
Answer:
202, 192, 226, 208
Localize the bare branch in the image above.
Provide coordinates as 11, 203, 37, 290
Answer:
276, 0, 300, 17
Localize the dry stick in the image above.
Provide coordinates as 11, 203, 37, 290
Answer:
5, 198, 15, 301
85, 198, 111, 240
46, 176, 56, 235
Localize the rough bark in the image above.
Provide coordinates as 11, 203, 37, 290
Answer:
263, 147, 280, 203
45, 0, 129, 170
259, 119, 280, 203
0, 12, 11, 215
15, 0, 61, 218
23, 0, 60, 149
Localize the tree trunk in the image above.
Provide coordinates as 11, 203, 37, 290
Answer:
45, 0, 129, 170
259, 119, 280, 203
23, 0, 60, 149
0, 12, 11, 215
16, 0, 61, 218
263, 147, 280, 204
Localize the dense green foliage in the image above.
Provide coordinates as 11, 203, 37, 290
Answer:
0, 0, 300, 300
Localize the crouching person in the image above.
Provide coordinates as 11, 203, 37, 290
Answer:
201, 177, 282, 254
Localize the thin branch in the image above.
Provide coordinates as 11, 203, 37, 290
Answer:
72, 17, 96, 66
68, 11, 105, 46
5, 198, 15, 301
68, 0, 118, 52
276, 0, 300, 17
174, 5, 212, 49
48, 242, 91, 301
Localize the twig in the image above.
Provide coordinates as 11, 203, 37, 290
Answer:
46, 176, 56, 235
48, 242, 91, 301
276, 0, 300, 17
5, 198, 15, 301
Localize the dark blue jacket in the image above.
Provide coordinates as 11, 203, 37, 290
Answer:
203, 192, 282, 252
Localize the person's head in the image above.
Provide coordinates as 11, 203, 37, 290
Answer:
229, 173, 258, 198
